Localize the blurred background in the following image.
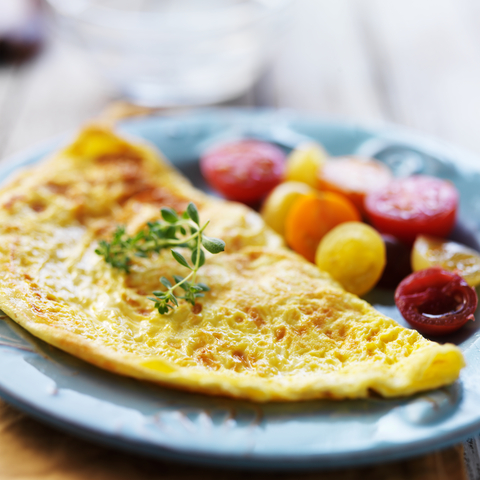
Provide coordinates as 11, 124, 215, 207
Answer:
2, 0, 480, 164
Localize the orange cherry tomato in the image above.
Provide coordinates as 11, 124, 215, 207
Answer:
318, 156, 393, 214
285, 192, 361, 262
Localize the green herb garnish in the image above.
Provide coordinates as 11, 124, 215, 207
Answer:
95, 202, 225, 314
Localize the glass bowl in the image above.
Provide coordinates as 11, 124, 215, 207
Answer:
46, 0, 296, 106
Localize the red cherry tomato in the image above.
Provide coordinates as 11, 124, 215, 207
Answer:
365, 175, 458, 244
200, 140, 286, 203
395, 267, 477, 335
317, 156, 393, 215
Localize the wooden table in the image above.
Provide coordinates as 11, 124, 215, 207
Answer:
1, 0, 480, 478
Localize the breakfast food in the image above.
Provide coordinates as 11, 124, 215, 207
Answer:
395, 268, 477, 335
315, 222, 386, 296
0, 126, 465, 401
285, 191, 361, 262
317, 156, 393, 214
285, 142, 327, 187
365, 175, 459, 244
412, 235, 480, 286
260, 181, 314, 235
200, 139, 285, 203
377, 234, 412, 289
254, 141, 476, 333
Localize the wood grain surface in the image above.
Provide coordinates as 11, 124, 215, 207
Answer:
1, 1, 480, 478
0, 401, 468, 480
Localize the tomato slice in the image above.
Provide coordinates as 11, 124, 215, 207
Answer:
412, 235, 480, 286
318, 156, 393, 214
365, 175, 458, 244
395, 267, 477, 335
200, 140, 286, 203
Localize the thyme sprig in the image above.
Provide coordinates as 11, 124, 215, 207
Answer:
95, 202, 225, 314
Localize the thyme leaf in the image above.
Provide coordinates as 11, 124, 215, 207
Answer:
96, 202, 225, 314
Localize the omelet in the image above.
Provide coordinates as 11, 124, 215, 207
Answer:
0, 126, 464, 402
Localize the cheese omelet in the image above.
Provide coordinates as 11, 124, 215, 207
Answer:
0, 126, 464, 402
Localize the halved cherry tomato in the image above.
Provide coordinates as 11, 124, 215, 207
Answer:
318, 156, 393, 214
260, 181, 314, 235
285, 192, 361, 262
315, 222, 386, 296
285, 142, 328, 187
377, 234, 412, 289
412, 235, 480, 287
200, 140, 286, 203
365, 175, 458, 244
395, 267, 477, 335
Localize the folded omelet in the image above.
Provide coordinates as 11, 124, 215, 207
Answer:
0, 126, 464, 402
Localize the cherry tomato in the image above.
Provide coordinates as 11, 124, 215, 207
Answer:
260, 181, 314, 235
412, 235, 480, 287
200, 140, 286, 203
285, 192, 361, 262
285, 142, 327, 187
315, 222, 386, 296
377, 235, 412, 289
365, 175, 459, 244
395, 267, 477, 335
318, 156, 393, 214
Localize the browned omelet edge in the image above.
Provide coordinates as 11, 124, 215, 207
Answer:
0, 293, 464, 403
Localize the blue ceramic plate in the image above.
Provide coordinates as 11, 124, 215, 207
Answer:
1, 109, 480, 471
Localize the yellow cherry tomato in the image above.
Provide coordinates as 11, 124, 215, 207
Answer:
315, 222, 386, 296
285, 142, 328, 187
412, 235, 480, 286
260, 181, 314, 235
